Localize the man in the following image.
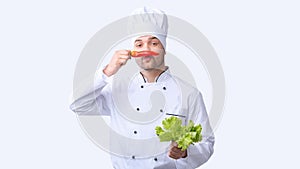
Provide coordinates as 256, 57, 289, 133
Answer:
70, 7, 214, 169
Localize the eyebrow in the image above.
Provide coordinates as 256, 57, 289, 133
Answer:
134, 39, 142, 43
149, 37, 158, 40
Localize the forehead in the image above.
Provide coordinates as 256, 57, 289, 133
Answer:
134, 35, 159, 42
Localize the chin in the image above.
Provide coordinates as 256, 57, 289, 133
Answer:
142, 66, 154, 70
140, 63, 153, 69
143, 68, 155, 71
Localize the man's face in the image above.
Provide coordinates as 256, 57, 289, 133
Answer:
133, 35, 165, 71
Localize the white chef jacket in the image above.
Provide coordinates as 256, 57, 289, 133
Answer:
70, 67, 215, 169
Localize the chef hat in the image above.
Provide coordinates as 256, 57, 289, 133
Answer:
127, 7, 168, 49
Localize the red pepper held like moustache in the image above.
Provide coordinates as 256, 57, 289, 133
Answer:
130, 50, 159, 57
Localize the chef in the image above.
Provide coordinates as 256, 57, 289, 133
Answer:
70, 7, 214, 169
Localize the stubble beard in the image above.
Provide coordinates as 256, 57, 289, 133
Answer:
139, 57, 165, 71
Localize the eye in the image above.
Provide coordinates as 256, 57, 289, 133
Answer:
135, 43, 143, 48
152, 42, 158, 46
150, 40, 160, 46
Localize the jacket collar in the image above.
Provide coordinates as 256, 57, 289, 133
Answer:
138, 66, 170, 83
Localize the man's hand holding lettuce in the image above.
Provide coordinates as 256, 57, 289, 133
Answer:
155, 116, 202, 151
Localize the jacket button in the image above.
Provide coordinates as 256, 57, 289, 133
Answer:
154, 157, 158, 161
160, 109, 163, 112
163, 87, 166, 90
136, 108, 140, 111
132, 155, 135, 159
141, 85, 144, 88
133, 131, 137, 134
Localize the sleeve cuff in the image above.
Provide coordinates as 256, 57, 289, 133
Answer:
174, 144, 200, 169
174, 148, 190, 169
94, 66, 113, 87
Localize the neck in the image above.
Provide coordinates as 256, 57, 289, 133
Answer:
141, 66, 167, 83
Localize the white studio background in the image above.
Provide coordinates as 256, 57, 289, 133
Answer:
0, 0, 299, 169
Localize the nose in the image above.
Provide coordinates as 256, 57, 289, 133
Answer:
141, 43, 151, 51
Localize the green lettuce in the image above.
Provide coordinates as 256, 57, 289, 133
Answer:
155, 116, 202, 151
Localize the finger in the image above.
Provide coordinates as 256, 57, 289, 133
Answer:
169, 153, 181, 159
168, 152, 180, 159
171, 141, 178, 147
118, 59, 128, 66
172, 149, 183, 155
170, 141, 181, 149
169, 147, 183, 156
170, 146, 183, 153
170, 149, 183, 157
119, 55, 131, 60
118, 60, 125, 66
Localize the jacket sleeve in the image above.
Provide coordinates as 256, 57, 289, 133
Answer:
175, 91, 215, 169
69, 69, 112, 116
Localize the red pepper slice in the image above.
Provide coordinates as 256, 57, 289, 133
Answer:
130, 50, 159, 57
